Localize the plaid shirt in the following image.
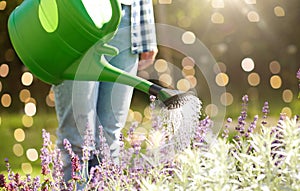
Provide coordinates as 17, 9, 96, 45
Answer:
130, 0, 157, 54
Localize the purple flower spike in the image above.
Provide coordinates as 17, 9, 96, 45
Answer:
246, 115, 258, 138
262, 101, 270, 125
40, 130, 52, 176
194, 116, 211, 145
235, 95, 248, 137
63, 139, 73, 156
222, 118, 232, 139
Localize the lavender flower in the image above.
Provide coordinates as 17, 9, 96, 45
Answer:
98, 125, 112, 162
235, 95, 249, 140
51, 148, 66, 190
82, 124, 95, 162
63, 139, 73, 156
71, 155, 82, 181
126, 122, 144, 155
33, 176, 41, 190
194, 116, 211, 146
261, 101, 269, 125
222, 117, 232, 139
245, 115, 258, 138
149, 95, 161, 131
40, 129, 52, 175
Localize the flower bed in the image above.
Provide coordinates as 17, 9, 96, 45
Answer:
0, 69, 299, 191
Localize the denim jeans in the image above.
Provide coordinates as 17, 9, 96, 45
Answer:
53, 5, 138, 181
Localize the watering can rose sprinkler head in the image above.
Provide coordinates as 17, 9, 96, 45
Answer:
149, 84, 197, 109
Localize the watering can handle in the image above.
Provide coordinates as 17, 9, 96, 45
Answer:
95, 42, 119, 56
104, 0, 122, 36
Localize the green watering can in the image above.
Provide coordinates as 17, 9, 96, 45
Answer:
8, 0, 193, 108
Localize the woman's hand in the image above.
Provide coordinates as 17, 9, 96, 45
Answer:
138, 50, 158, 70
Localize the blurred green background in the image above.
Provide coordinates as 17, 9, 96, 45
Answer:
0, 0, 299, 174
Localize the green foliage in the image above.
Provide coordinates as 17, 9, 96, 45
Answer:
139, 116, 300, 190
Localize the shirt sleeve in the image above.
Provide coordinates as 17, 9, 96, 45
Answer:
131, 0, 158, 54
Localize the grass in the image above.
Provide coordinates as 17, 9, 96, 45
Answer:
0, 113, 57, 175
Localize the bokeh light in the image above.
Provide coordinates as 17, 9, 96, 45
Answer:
1, 93, 12, 107
24, 102, 37, 116
127, 109, 134, 122
177, 78, 191, 92
46, 89, 55, 107
215, 72, 229, 87
143, 106, 151, 119
26, 148, 39, 162
281, 107, 292, 118
14, 128, 25, 142
220, 92, 234, 106
0, 81, 2, 92
154, 59, 168, 73
269, 60, 281, 74
22, 115, 34, 128
159, 0, 172, 4
211, 12, 224, 24
241, 58, 255, 72
282, 89, 293, 103
0, 64, 9, 78
270, 75, 282, 89
244, 0, 256, 4
211, 0, 224, 8
205, 104, 218, 117
185, 75, 197, 88
138, 70, 150, 80
22, 163, 33, 174
21, 72, 34, 86
0, 1, 7, 10
19, 89, 31, 103
286, 44, 297, 55
159, 73, 173, 87
247, 72, 260, 86
210, 43, 228, 57
182, 31, 196, 44
181, 57, 195, 68
213, 62, 226, 74
4, 49, 15, 62
274, 6, 285, 17
247, 11, 260, 22
182, 66, 195, 77
13, 144, 24, 157
133, 111, 143, 123
177, 16, 192, 28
